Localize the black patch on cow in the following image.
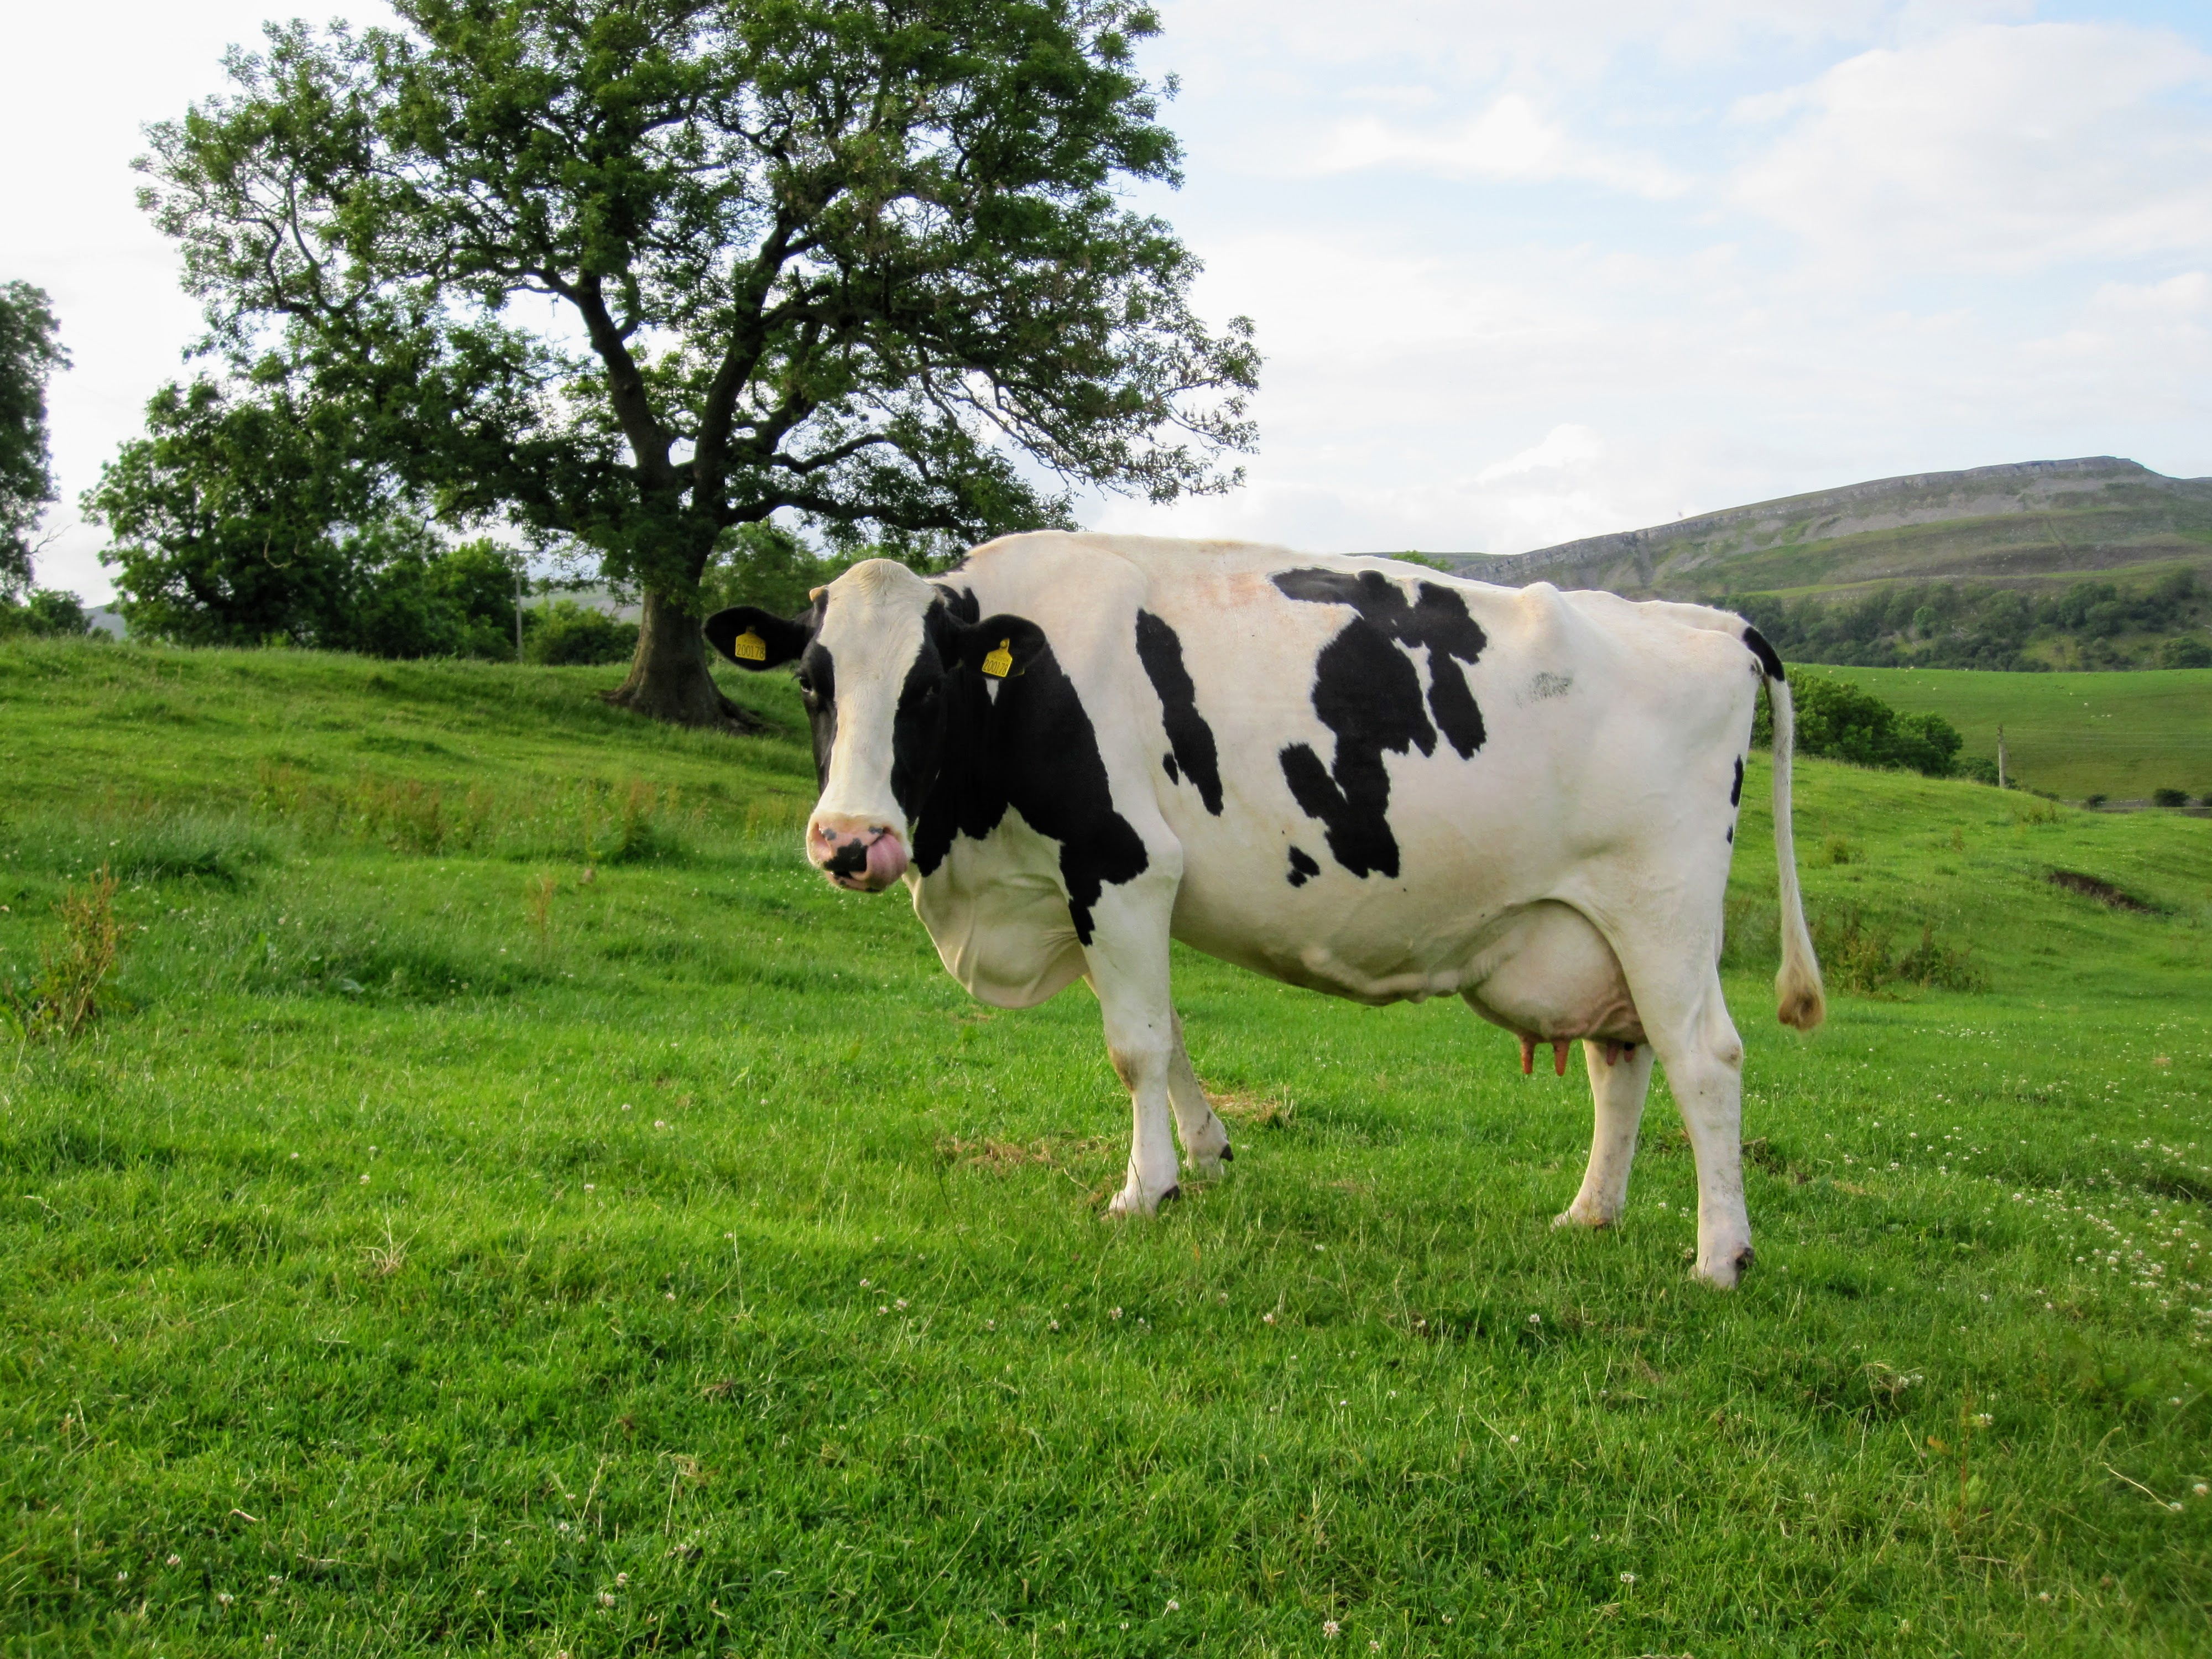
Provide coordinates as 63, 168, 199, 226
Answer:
886, 641, 948, 821
1730, 755, 1744, 807
822, 837, 869, 880
911, 614, 1148, 946
1134, 610, 1224, 816
1271, 569, 1489, 879
1286, 845, 1321, 888
1162, 752, 1180, 783
1743, 625, 1786, 682
794, 640, 837, 791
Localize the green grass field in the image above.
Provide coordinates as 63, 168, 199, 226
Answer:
1814, 665, 2212, 804
4, 640, 2210, 1657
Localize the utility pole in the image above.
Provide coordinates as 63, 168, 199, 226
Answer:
1996, 724, 2007, 790
514, 563, 526, 660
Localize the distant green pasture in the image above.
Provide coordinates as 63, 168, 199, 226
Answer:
3, 640, 2209, 1657
1814, 665, 2212, 801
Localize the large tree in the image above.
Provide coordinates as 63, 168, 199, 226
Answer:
0, 280, 69, 598
141, 0, 1257, 727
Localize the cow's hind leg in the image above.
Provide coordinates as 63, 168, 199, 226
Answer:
1630, 967, 1752, 1287
1554, 1040, 1655, 1229
1166, 1013, 1233, 1176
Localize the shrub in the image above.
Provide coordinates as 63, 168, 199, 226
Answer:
1812, 907, 1985, 995
1754, 674, 1964, 777
526, 600, 638, 666
2158, 635, 2212, 669
2152, 788, 2189, 808
0, 588, 95, 637
3, 865, 123, 1040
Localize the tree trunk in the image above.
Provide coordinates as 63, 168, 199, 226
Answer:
603, 586, 759, 732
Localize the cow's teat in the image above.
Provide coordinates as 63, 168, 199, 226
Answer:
808, 813, 910, 893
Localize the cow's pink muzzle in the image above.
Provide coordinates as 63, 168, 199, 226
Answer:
808, 818, 909, 893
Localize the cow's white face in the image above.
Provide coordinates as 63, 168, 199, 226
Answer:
707, 559, 997, 893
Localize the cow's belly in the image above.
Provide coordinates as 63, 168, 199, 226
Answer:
1455, 901, 1644, 1045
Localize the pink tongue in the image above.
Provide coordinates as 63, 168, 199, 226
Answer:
864, 834, 909, 888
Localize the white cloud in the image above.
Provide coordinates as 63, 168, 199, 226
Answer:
1732, 23, 2212, 274
1310, 96, 1686, 197
1475, 424, 1607, 486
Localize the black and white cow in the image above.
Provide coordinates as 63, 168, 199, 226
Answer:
707, 533, 1824, 1287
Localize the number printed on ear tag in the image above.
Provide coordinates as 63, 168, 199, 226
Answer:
732, 629, 768, 662
981, 639, 1014, 678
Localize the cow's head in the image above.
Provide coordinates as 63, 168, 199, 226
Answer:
706, 559, 1041, 892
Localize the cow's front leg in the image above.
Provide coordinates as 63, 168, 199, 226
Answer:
1083, 904, 1183, 1217
1166, 1013, 1233, 1177
1554, 1040, 1655, 1229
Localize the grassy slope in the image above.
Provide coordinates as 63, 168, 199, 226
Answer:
3, 641, 2210, 1658
1486, 469, 2212, 602
1812, 665, 2212, 801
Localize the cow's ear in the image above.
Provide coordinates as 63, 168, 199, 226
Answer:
947, 614, 1048, 681
705, 606, 812, 671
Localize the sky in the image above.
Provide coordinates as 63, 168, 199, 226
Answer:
6, 1, 2211, 603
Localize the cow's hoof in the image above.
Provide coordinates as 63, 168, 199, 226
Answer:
1107, 1184, 1178, 1217
1692, 1244, 1755, 1289
1552, 1206, 1616, 1230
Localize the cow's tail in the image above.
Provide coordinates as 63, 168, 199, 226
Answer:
1751, 630, 1825, 1031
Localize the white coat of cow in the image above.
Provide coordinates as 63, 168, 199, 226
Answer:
708, 533, 1824, 1287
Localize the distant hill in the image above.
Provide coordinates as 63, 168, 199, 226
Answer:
1436, 458, 2212, 670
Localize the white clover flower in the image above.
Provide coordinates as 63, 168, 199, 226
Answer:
1322, 1619, 1340, 1638
1507, 1434, 1520, 1444
1262, 1312, 1276, 1324
1165, 1600, 1179, 1612
599, 1590, 617, 1606
1620, 1572, 1637, 1585
615, 1573, 628, 1587
166, 1554, 181, 1567
1110, 1307, 1123, 1320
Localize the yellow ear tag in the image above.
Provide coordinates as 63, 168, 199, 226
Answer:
732, 629, 768, 662
980, 639, 1014, 679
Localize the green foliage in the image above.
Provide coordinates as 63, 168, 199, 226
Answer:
4, 641, 2212, 1653
1728, 571, 2209, 672
0, 279, 68, 596
524, 599, 640, 666
1754, 672, 1965, 776
0, 588, 93, 638
134, 1, 1259, 656
85, 379, 522, 655
700, 520, 847, 619
2152, 787, 2190, 808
